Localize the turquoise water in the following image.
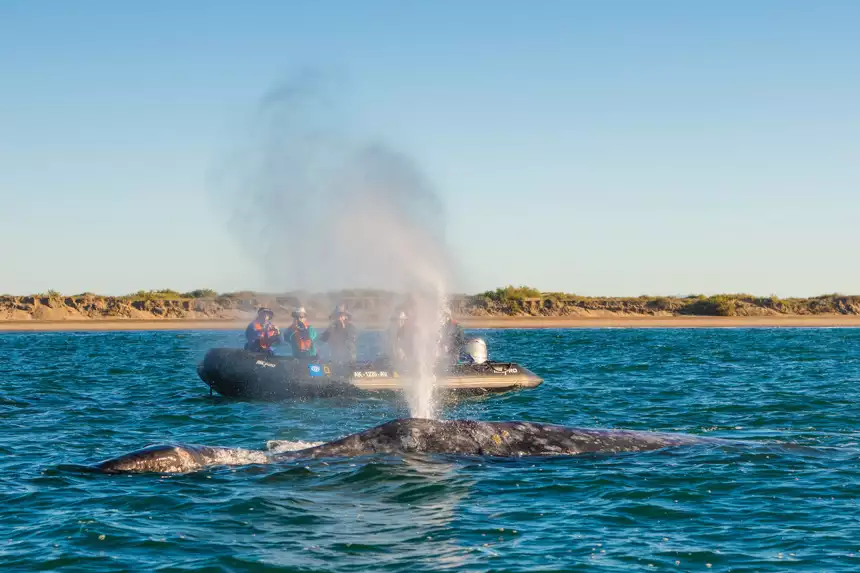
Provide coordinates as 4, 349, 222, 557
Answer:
1, 328, 859, 572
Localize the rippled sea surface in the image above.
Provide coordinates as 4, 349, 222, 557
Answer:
2, 328, 859, 572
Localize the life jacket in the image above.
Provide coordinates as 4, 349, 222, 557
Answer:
250, 320, 278, 349
289, 324, 314, 353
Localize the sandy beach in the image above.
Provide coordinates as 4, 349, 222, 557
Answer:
3, 314, 860, 332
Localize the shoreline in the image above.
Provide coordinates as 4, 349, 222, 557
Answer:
3, 315, 860, 332
458, 315, 860, 329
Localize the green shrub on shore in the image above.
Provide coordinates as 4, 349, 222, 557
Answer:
478, 285, 542, 302
647, 296, 675, 311
681, 295, 736, 316
122, 288, 218, 301
126, 289, 184, 301
181, 289, 218, 299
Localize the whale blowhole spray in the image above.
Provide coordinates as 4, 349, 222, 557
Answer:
212, 74, 455, 419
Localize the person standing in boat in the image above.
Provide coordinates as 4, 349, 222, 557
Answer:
390, 309, 416, 364
245, 307, 281, 354
390, 307, 465, 366
285, 307, 318, 359
319, 304, 357, 364
441, 310, 466, 364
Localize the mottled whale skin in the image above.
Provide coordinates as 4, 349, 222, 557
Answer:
93, 418, 723, 474
93, 444, 268, 474
290, 418, 713, 459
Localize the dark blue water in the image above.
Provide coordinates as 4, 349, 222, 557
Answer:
1, 328, 859, 572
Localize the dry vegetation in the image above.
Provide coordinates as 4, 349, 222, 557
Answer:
2, 286, 859, 321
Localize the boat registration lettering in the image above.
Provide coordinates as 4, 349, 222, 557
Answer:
507, 367, 518, 374
353, 371, 390, 379
255, 360, 277, 368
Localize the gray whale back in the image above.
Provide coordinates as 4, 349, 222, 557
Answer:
283, 418, 710, 460
93, 418, 720, 474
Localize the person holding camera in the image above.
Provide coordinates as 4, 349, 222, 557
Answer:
285, 307, 318, 359
244, 307, 281, 354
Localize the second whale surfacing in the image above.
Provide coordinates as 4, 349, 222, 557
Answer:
92, 444, 270, 474
93, 418, 726, 474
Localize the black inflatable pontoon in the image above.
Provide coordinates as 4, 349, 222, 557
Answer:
197, 348, 543, 400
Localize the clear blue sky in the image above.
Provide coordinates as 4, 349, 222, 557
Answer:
2, 1, 858, 297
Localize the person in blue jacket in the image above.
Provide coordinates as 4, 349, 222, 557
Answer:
245, 307, 281, 354
285, 307, 318, 359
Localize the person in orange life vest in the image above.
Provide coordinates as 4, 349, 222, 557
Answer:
245, 307, 281, 353
285, 307, 318, 359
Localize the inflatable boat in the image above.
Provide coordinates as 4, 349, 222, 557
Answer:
197, 347, 543, 400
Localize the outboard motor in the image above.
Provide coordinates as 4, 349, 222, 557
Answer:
464, 338, 488, 364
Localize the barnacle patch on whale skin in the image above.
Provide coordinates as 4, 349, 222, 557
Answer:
491, 434, 503, 445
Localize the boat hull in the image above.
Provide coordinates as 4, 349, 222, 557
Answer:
197, 348, 543, 400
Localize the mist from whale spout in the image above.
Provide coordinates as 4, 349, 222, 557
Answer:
403, 286, 448, 419
211, 73, 454, 419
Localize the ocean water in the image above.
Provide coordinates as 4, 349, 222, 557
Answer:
1, 328, 859, 572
